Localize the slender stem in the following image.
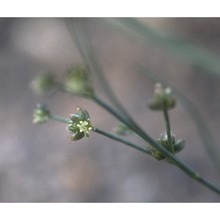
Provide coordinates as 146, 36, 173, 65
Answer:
163, 108, 174, 153
67, 19, 135, 119
91, 93, 220, 195
94, 127, 151, 155
49, 114, 70, 123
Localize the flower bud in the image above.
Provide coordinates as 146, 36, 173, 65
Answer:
31, 73, 55, 96
173, 139, 185, 153
159, 131, 176, 147
66, 107, 95, 141
149, 131, 185, 160
149, 83, 176, 110
33, 104, 50, 124
64, 65, 94, 97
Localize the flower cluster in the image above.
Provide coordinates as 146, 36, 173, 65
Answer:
149, 83, 176, 110
66, 107, 95, 141
65, 65, 94, 97
33, 104, 50, 124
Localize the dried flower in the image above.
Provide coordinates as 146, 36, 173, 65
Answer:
66, 107, 95, 141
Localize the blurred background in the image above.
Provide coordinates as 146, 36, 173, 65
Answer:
0, 18, 220, 202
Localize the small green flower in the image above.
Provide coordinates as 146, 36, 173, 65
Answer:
66, 107, 95, 141
149, 131, 185, 160
65, 65, 94, 97
31, 73, 55, 96
33, 104, 50, 124
149, 83, 176, 110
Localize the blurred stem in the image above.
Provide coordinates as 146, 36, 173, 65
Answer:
108, 18, 220, 79
91, 93, 220, 195
66, 18, 139, 124
163, 108, 174, 153
66, 18, 156, 154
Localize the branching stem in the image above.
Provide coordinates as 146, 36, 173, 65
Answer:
91, 93, 220, 195
52, 85, 220, 195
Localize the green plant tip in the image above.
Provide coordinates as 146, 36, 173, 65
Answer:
33, 104, 50, 124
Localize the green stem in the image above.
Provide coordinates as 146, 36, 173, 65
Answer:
49, 114, 70, 123
91, 93, 220, 195
163, 108, 174, 153
94, 127, 151, 155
